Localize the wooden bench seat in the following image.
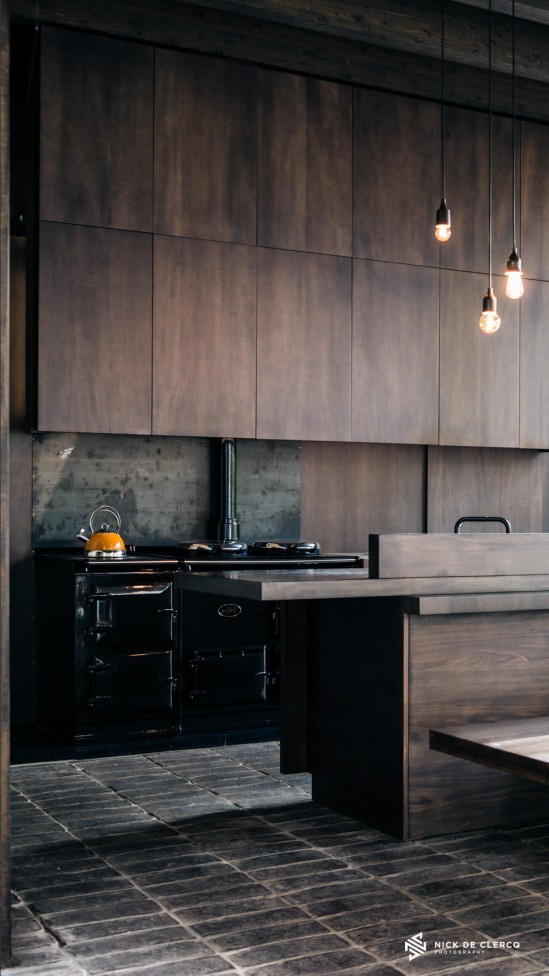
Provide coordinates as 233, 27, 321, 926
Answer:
430, 717, 549, 787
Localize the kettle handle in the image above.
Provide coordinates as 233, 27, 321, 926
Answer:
89, 505, 122, 534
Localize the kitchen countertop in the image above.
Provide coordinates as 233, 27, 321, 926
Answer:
179, 567, 549, 611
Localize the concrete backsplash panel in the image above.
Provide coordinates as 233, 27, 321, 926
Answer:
33, 434, 301, 546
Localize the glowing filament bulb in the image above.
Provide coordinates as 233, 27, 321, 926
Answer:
435, 199, 452, 242
479, 287, 501, 334
505, 270, 524, 299
505, 249, 524, 299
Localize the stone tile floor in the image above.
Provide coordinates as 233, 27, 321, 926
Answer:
6, 741, 549, 975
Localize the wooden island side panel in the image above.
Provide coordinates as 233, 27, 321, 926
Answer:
407, 611, 549, 838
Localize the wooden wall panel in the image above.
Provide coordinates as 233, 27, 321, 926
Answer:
521, 121, 549, 283
10, 0, 549, 124
40, 27, 153, 231
440, 111, 513, 275
153, 237, 256, 438
520, 279, 549, 448
38, 223, 153, 433
300, 441, 426, 553
258, 71, 352, 255
427, 445, 543, 533
353, 89, 439, 267
257, 249, 352, 441
439, 270, 520, 447
408, 612, 549, 838
352, 260, 439, 444
154, 49, 257, 244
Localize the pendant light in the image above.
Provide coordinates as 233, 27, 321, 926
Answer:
504, 0, 524, 299
479, 0, 501, 334
435, 0, 451, 242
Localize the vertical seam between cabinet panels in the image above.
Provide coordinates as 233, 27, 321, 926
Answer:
423, 446, 429, 534
150, 47, 156, 435
517, 119, 522, 448
438, 255, 441, 449
255, 68, 259, 439
402, 612, 410, 842
350, 87, 355, 441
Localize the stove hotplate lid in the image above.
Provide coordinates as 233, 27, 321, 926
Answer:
249, 540, 321, 557
178, 540, 248, 556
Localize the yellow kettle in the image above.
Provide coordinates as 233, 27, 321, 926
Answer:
77, 505, 126, 557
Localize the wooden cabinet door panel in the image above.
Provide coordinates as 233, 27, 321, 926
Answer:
439, 270, 519, 447
520, 279, 549, 448
257, 249, 351, 441
154, 50, 257, 245
408, 613, 549, 838
352, 260, 439, 444
153, 237, 256, 438
258, 71, 352, 255
38, 223, 152, 433
440, 109, 513, 275
521, 121, 549, 283
353, 90, 439, 267
40, 27, 153, 231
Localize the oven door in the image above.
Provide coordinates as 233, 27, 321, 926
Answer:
89, 581, 175, 644
85, 648, 175, 718
188, 644, 275, 708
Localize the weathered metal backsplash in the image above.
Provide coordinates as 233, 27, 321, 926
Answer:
33, 434, 301, 546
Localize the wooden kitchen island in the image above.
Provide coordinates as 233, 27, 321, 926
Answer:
180, 533, 549, 839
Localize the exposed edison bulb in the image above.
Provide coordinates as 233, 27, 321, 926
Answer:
479, 309, 501, 333
505, 249, 524, 298
505, 269, 524, 299
435, 199, 451, 242
435, 221, 452, 242
479, 287, 501, 334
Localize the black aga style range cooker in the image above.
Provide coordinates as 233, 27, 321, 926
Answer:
178, 539, 362, 741
35, 553, 180, 746
34, 441, 362, 749
35, 542, 362, 749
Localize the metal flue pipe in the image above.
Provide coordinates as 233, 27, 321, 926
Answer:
218, 438, 239, 542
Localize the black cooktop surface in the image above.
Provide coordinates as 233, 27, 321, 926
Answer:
35, 549, 178, 569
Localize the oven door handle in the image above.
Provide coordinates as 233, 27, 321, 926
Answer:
87, 695, 113, 709
88, 585, 172, 601
86, 657, 112, 674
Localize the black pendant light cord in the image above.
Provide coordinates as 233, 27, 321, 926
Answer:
511, 0, 517, 252
440, 0, 446, 201
488, 0, 493, 288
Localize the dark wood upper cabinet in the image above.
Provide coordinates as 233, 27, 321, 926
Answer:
427, 446, 544, 533
439, 270, 519, 448
521, 121, 549, 284
153, 237, 256, 439
38, 223, 152, 434
439, 109, 513, 275
154, 50, 257, 245
520, 279, 549, 449
353, 90, 439, 267
352, 260, 439, 444
258, 71, 352, 255
40, 27, 153, 231
257, 249, 352, 441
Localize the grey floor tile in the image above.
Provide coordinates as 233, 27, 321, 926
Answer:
9, 740, 549, 976
241, 945, 376, 975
